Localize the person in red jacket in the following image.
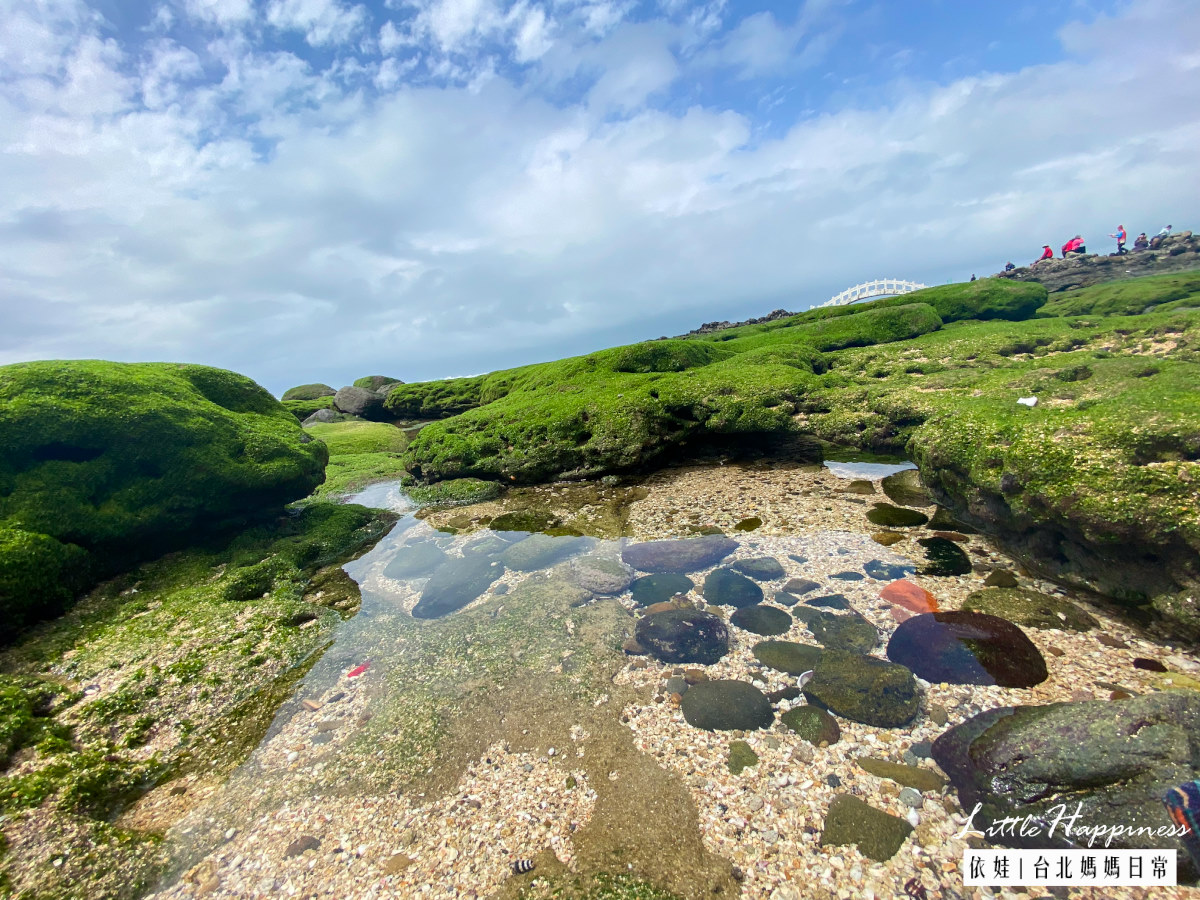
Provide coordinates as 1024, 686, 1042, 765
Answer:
1036, 245, 1053, 264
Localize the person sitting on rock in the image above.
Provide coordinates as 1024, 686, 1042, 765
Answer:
1150, 225, 1172, 250
1004, 261, 1015, 271
1109, 225, 1128, 255
1063, 235, 1086, 257
1133, 232, 1150, 251
1034, 245, 1053, 265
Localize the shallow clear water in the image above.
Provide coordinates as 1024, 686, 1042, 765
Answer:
822, 460, 916, 480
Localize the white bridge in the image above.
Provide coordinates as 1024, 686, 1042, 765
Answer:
822, 278, 928, 307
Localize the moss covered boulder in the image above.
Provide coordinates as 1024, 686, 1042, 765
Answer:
680, 680, 773, 731
780, 705, 841, 745
0, 361, 327, 639
752, 640, 824, 675
963, 587, 1099, 632
353, 375, 404, 392
282, 383, 336, 401
898, 279, 1047, 323
821, 794, 913, 861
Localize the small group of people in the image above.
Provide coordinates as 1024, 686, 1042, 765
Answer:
1026, 224, 1173, 266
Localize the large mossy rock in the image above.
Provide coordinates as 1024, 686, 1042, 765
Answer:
353, 375, 404, 392
880, 469, 931, 507
781, 705, 840, 745
622, 536, 738, 574
803, 650, 921, 727
282, 383, 336, 401
806, 610, 879, 653
635, 609, 729, 664
962, 587, 1098, 632
680, 680, 773, 731
0, 361, 327, 639
887, 611, 1048, 687
899, 279, 1047, 323
752, 640, 824, 675
931, 692, 1200, 871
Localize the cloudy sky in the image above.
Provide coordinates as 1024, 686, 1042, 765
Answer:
2, 0, 1198, 395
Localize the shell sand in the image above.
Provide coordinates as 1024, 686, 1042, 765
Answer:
138, 459, 1200, 900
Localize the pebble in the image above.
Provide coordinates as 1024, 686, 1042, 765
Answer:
899, 788, 924, 809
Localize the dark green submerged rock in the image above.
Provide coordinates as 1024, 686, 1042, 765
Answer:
916, 537, 971, 577
729, 557, 786, 580
629, 573, 695, 607
636, 609, 729, 664
680, 680, 774, 731
622, 535, 738, 574
703, 567, 764, 608
804, 650, 921, 728
0, 360, 327, 639
821, 794, 913, 861
887, 611, 1048, 687
866, 504, 929, 528
752, 640, 824, 675
781, 705, 840, 745
729, 604, 792, 636
806, 611, 879, 653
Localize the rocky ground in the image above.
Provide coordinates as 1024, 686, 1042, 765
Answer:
134, 460, 1199, 900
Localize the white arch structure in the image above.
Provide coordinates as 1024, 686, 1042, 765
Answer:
823, 278, 928, 307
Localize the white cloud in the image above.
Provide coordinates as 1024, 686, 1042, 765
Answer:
182, 0, 255, 27
512, 4, 553, 62
265, 0, 368, 46
2, 0, 1199, 395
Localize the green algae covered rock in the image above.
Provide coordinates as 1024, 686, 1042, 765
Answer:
0, 360, 327, 638
727, 740, 759, 774
781, 705, 841, 745
821, 794, 913, 861
353, 375, 404, 392
898, 279, 1047, 323
963, 587, 1099, 631
282, 383, 336, 401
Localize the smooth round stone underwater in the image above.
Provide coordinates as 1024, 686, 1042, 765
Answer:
681, 680, 774, 731
621, 535, 738, 574
887, 611, 1049, 687
635, 609, 730, 664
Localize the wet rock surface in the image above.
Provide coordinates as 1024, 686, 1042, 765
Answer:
880, 469, 932, 508
621, 535, 738, 573
568, 555, 635, 595
782, 577, 820, 595
857, 757, 946, 793
932, 691, 1200, 868
635, 609, 730, 664
879, 580, 939, 614
680, 680, 774, 731
500, 533, 593, 572
887, 611, 1048, 687
806, 594, 850, 610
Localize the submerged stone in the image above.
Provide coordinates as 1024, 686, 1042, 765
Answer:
629, 573, 695, 606
635, 609, 730, 665
984, 569, 1020, 588
844, 480, 876, 495
863, 559, 914, 581
857, 758, 947, 793
703, 568, 764, 608
830, 571, 864, 581
804, 650, 921, 728
752, 640, 824, 675
680, 680, 774, 731
963, 588, 1099, 632
730, 604, 792, 636
879, 579, 939, 614
730, 557, 786, 580
500, 533, 593, 572
382, 541, 448, 580
821, 794, 913, 862
772, 590, 801, 607
871, 531, 906, 547
867, 504, 929, 528
886, 611, 1048, 687
621, 535, 738, 574
928, 507, 979, 534
880, 469, 932, 507
412, 555, 504, 619
781, 705, 841, 745
783, 578, 820, 595
568, 555, 634, 595
733, 517, 762, 532
728, 740, 759, 774
489, 509, 560, 533
916, 537, 971, 577
806, 594, 850, 610
806, 611, 879, 653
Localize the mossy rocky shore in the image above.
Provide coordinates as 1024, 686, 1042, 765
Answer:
387, 272, 1200, 640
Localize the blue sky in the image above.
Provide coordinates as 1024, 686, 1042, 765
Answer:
2, 0, 1196, 395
